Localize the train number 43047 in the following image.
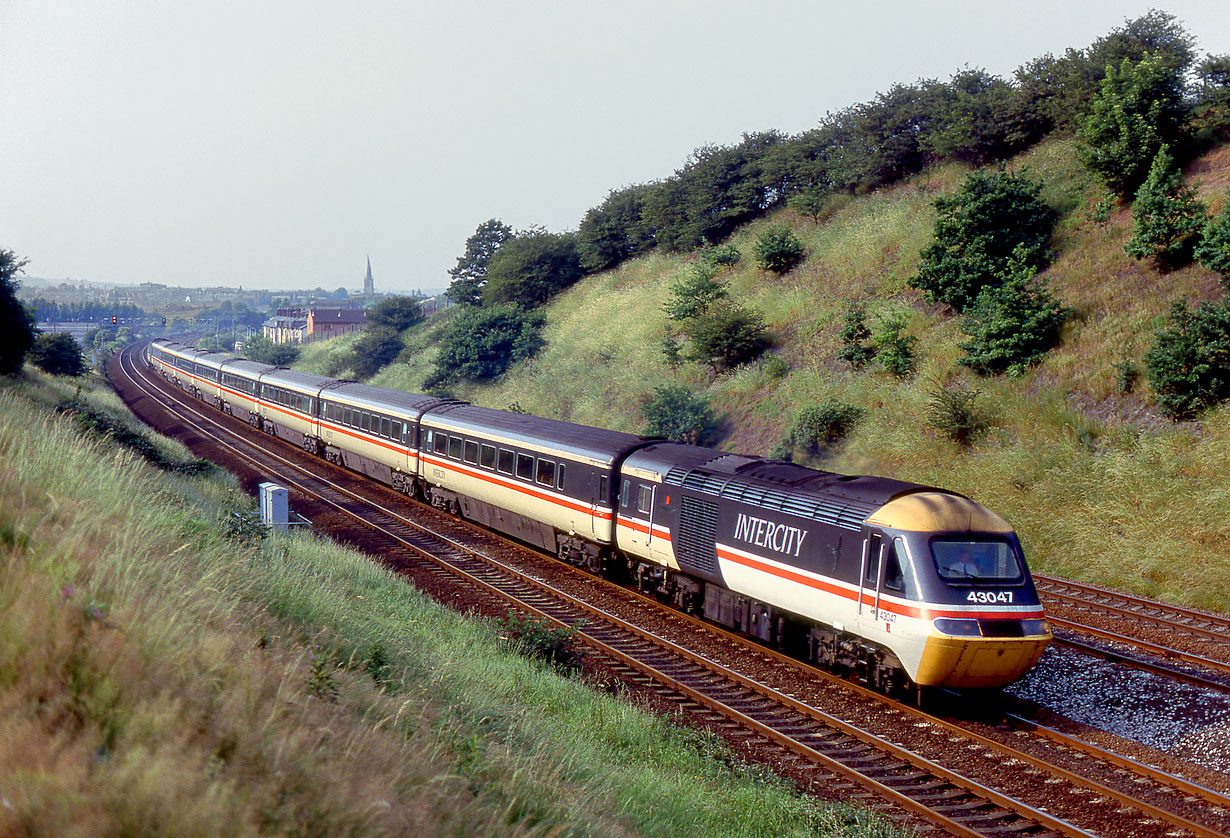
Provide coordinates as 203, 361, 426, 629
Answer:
967, 591, 1013, 604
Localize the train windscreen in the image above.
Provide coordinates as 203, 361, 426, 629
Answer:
931, 539, 1023, 582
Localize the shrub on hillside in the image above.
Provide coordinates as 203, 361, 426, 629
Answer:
663, 262, 728, 321
872, 311, 918, 377
482, 228, 583, 309
28, 333, 86, 377
1124, 146, 1205, 271
837, 302, 875, 368
641, 385, 720, 446
1143, 298, 1230, 419
957, 253, 1070, 376
350, 326, 404, 379
680, 302, 769, 371
927, 381, 991, 446
911, 170, 1056, 312
424, 304, 545, 390
789, 402, 864, 456
499, 614, 583, 675
752, 226, 806, 274
1195, 194, 1230, 285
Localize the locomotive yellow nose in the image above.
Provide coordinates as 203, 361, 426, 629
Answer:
914, 631, 1052, 688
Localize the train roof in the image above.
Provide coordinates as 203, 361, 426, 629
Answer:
326, 381, 452, 417
626, 442, 952, 531
423, 402, 653, 465
259, 366, 340, 394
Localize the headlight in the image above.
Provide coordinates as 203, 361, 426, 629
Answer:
933, 618, 981, 636
1019, 618, 1051, 636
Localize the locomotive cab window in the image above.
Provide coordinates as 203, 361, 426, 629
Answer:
883, 542, 905, 592
636, 485, 652, 514
516, 453, 535, 481
933, 539, 1023, 583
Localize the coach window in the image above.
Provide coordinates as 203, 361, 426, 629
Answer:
599, 475, 608, 503
480, 444, 496, 469
391, 420, 402, 442
497, 448, 514, 474
516, 453, 535, 481
448, 436, 464, 460
556, 463, 566, 491
433, 433, 449, 455
464, 440, 479, 464
620, 478, 630, 508
637, 485, 652, 514
361, 412, 372, 433
381, 417, 391, 438
342, 407, 352, 427
536, 458, 555, 487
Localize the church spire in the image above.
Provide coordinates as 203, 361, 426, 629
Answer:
363, 256, 374, 296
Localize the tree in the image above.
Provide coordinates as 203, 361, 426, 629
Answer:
872, 311, 918, 377
482, 229, 583, 309
640, 385, 720, 446
366, 295, 424, 331
27, 333, 86, 377
426, 304, 545, 388
911, 170, 1056, 312
1077, 54, 1189, 199
1144, 298, 1230, 419
241, 334, 300, 366
1194, 194, 1230, 286
1124, 146, 1205, 271
957, 254, 1070, 376
0, 249, 37, 376
446, 219, 514, 306
663, 262, 727, 322
752, 226, 806, 274
577, 184, 656, 272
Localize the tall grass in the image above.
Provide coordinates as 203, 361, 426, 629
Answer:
0, 372, 904, 837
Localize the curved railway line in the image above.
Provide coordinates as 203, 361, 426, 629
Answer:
112, 342, 1230, 837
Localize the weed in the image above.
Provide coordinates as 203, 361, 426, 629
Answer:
498, 614, 584, 675
926, 381, 991, 446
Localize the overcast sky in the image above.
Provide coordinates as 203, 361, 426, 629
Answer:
2, 1, 1228, 293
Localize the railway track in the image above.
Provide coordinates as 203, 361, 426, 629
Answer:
112, 342, 1230, 837
1035, 576, 1230, 691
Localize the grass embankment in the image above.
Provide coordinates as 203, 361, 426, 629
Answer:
300, 137, 1230, 614
0, 369, 903, 838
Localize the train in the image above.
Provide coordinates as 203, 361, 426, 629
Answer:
146, 338, 1051, 693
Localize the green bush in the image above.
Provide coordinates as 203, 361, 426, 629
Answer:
498, 614, 583, 676
28, 333, 86, 377
957, 252, 1070, 376
1195, 194, 1230, 285
350, 326, 404, 379
365, 295, 424, 331
837, 302, 875, 368
1143, 298, 1230, 419
789, 402, 864, 455
680, 302, 769, 371
762, 354, 789, 380
911, 170, 1056, 312
872, 311, 917, 377
1124, 146, 1205, 271
641, 385, 720, 446
704, 243, 742, 267
425, 304, 545, 389
0, 248, 36, 377
926, 382, 991, 446
240, 334, 300, 366
663, 262, 727, 321
752, 226, 806, 274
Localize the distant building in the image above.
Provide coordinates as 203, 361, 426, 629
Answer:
363, 256, 374, 296
306, 307, 367, 341
261, 306, 367, 344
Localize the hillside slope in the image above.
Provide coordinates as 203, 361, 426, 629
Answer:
310, 137, 1230, 613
